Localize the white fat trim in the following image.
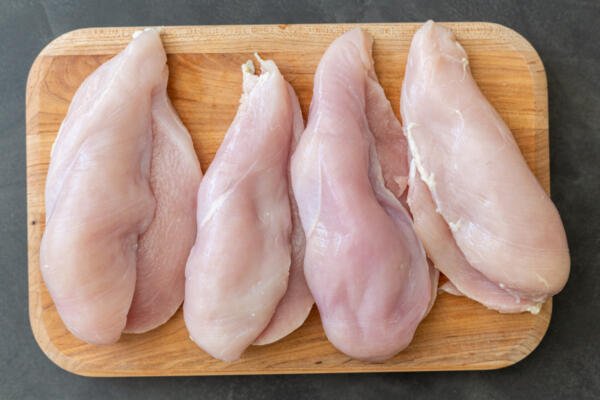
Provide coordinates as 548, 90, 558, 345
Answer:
253, 52, 279, 77
132, 26, 162, 39
448, 218, 462, 232
241, 58, 274, 100
405, 122, 436, 192
422, 171, 436, 189
254, 52, 265, 66
408, 157, 416, 179
461, 57, 469, 71
498, 282, 544, 313
241, 60, 255, 75
461, 57, 469, 81
525, 303, 542, 314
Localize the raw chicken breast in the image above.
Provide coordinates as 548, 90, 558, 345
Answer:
184, 56, 299, 361
254, 85, 314, 346
401, 21, 570, 312
291, 28, 435, 361
40, 29, 201, 344
125, 72, 202, 333
408, 163, 542, 313
366, 75, 410, 202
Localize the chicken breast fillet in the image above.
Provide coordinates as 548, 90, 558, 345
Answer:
291, 28, 435, 362
125, 67, 202, 333
254, 84, 314, 346
366, 70, 410, 204
401, 21, 570, 312
40, 29, 201, 344
184, 57, 303, 361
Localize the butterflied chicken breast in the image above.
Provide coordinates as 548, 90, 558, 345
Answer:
401, 21, 570, 312
254, 85, 314, 346
40, 29, 201, 344
184, 56, 300, 361
291, 28, 435, 362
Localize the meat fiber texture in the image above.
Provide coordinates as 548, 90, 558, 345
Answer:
402, 21, 570, 313
291, 28, 436, 362
254, 82, 314, 346
40, 29, 201, 344
184, 56, 311, 361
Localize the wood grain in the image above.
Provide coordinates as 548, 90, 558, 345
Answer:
26, 23, 551, 376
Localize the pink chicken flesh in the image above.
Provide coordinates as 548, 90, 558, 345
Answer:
254, 84, 314, 346
184, 56, 309, 361
291, 28, 436, 362
40, 29, 201, 344
401, 21, 570, 312
366, 71, 410, 204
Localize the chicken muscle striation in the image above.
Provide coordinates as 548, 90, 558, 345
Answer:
401, 21, 570, 312
184, 57, 302, 361
40, 29, 201, 344
254, 84, 314, 346
291, 28, 435, 362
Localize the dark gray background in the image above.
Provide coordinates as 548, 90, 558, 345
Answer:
1, 0, 598, 399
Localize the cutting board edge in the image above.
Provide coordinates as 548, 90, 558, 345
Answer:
25, 48, 81, 377
25, 298, 553, 377
26, 22, 553, 376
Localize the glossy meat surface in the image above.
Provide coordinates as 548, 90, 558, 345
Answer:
254, 84, 314, 346
184, 57, 297, 361
292, 28, 435, 361
40, 30, 200, 344
401, 21, 570, 311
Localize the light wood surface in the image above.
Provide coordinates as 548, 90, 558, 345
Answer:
26, 22, 551, 376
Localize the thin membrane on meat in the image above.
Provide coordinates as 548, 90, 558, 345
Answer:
401, 21, 570, 312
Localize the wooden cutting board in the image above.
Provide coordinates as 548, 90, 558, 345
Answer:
26, 22, 551, 376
